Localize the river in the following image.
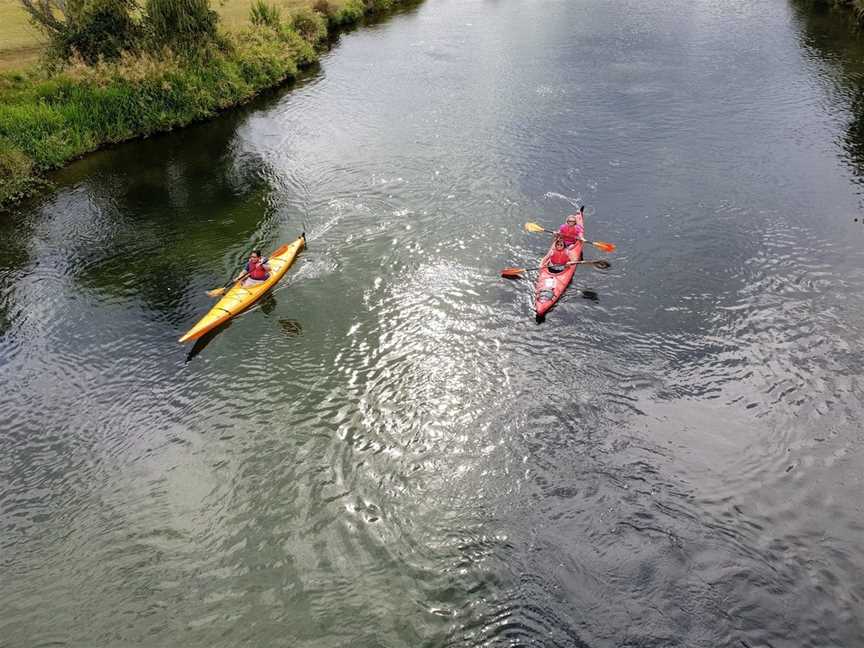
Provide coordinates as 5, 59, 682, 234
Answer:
2, 0, 864, 646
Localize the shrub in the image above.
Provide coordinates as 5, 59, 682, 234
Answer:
364, 0, 393, 11
290, 7, 327, 44
144, 0, 220, 51
0, 138, 38, 205
312, 0, 332, 17
249, 0, 282, 29
65, 0, 141, 63
328, 0, 365, 26
21, 0, 140, 64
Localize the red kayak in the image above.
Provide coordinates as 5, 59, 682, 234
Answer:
534, 238, 584, 319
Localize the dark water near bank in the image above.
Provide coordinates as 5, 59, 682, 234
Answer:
3, 0, 864, 646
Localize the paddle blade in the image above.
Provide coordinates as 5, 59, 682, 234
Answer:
579, 289, 599, 301
501, 267, 526, 279
592, 241, 616, 253
590, 259, 611, 270
524, 222, 546, 233
206, 287, 227, 298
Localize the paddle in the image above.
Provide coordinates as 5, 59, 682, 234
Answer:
501, 259, 610, 279
206, 273, 241, 298
524, 222, 617, 253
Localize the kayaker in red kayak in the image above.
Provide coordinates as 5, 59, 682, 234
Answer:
558, 206, 585, 248
546, 236, 572, 274
235, 250, 271, 287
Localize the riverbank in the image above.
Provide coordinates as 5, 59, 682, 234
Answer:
0, 0, 414, 210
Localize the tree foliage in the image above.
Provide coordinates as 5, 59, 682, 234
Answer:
20, 0, 140, 63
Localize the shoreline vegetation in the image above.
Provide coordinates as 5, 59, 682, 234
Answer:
815, 0, 864, 20
837, 0, 864, 18
0, 0, 416, 210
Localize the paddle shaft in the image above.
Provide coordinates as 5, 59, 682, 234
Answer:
208, 254, 274, 296
536, 227, 597, 247
501, 259, 610, 278
207, 263, 249, 296
524, 222, 615, 252
206, 240, 295, 297
520, 259, 599, 273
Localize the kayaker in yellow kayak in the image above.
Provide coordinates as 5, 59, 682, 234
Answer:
234, 250, 271, 287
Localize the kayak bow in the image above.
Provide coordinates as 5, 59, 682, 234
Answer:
179, 234, 305, 343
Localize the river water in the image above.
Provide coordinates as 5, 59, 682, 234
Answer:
3, 1, 864, 646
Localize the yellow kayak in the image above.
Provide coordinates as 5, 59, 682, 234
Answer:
179, 234, 305, 343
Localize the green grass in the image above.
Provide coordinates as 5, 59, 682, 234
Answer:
0, 0, 411, 208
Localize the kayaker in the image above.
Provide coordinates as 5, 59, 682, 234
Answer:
546, 236, 572, 274
235, 250, 271, 287
558, 206, 585, 248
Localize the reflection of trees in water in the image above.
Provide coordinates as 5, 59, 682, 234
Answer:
0, 210, 38, 337
278, 318, 303, 337
844, 91, 864, 180
790, 0, 864, 182
54, 112, 279, 319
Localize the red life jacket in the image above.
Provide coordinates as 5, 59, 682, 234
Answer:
549, 248, 570, 267
558, 222, 584, 247
247, 259, 269, 281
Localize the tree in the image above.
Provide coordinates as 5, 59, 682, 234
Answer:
20, 0, 140, 63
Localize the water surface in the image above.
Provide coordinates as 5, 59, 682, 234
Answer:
2, 1, 864, 646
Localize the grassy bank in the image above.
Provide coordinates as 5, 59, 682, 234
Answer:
0, 0, 409, 209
